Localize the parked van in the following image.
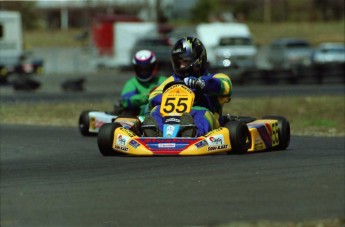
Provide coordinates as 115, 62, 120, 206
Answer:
90, 15, 157, 68
196, 22, 258, 70
0, 10, 22, 81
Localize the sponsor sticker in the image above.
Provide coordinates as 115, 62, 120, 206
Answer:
129, 140, 140, 148
138, 138, 197, 151
205, 128, 223, 136
158, 143, 176, 148
140, 138, 192, 143
207, 144, 228, 151
195, 140, 208, 148
119, 127, 136, 137
166, 125, 175, 137
116, 134, 130, 146
165, 117, 180, 123
114, 145, 128, 152
207, 135, 224, 145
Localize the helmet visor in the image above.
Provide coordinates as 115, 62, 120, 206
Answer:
172, 56, 194, 70
135, 64, 154, 82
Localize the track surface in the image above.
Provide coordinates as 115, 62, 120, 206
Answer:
1, 125, 344, 227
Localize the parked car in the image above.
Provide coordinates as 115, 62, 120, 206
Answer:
214, 36, 258, 70
267, 38, 313, 71
312, 42, 345, 65
130, 35, 173, 71
312, 42, 345, 84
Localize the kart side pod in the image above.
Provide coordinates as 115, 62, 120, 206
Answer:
247, 116, 290, 152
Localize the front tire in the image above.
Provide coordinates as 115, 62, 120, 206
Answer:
78, 110, 96, 136
98, 123, 123, 156
224, 121, 251, 154
262, 116, 290, 150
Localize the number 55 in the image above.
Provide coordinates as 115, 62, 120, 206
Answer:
162, 97, 188, 113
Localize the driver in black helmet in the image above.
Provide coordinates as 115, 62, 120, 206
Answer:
142, 37, 232, 137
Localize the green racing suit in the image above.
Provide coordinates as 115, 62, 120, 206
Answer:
121, 75, 167, 116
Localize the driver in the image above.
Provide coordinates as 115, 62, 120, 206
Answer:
142, 37, 232, 137
120, 50, 166, 116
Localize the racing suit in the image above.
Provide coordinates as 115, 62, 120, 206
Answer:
121, 75, 167, 116
148, 72, 232, 136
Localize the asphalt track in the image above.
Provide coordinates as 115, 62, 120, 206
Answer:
1, 124, 344, 227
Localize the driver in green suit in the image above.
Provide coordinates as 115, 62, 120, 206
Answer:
120, 50, 167, 116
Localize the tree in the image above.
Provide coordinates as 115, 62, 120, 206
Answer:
191, 0, 218, 23
0, 1, 41, 30
314, 0, 344, 21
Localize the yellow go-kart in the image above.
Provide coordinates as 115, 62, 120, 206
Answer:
97, 82, 290, 156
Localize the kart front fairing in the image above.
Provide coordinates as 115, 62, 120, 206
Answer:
112, 126, 232, 156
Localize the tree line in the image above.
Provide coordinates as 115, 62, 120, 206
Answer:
191, 0, 344, 23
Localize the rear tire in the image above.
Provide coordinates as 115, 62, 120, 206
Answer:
98, 123, 122, 156
262, 116, 290, 150
224, 121, 251, 154
78, 110, 95, 136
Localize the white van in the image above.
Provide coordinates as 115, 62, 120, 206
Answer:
196, 22, 257, 70
0, 10, 23, 79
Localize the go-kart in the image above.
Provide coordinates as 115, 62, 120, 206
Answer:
78, 85, 160, 136
97, 81, 290, 156
78, 100, 144, 136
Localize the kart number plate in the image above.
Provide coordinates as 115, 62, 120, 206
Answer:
160, 84, 195, 117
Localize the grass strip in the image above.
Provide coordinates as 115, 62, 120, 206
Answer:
1, 95, 344, 137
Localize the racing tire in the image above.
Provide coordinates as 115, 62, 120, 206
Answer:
262, 116, 290, 150
78, 110, 95, 136
224, 121, 251, 154
98, 123, 122, 156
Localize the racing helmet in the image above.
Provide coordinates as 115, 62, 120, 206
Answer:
132, 50, 158, 82
171, 37, 207, 79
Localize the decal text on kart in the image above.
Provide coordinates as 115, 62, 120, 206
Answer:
208, 145, 228, 151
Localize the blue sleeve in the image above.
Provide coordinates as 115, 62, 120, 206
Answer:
202, 73, 232, 97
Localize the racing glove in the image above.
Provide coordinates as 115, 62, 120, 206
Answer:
183, 77, 206, 90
